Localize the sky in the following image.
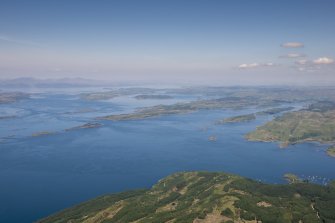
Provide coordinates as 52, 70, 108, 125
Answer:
0, 0, 335, 85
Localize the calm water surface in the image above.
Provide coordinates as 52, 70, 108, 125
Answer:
0, 92, 334, 223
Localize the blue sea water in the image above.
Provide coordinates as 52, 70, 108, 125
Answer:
0, 92, 334, 223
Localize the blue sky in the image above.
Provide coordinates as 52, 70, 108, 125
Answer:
0, 0, 334, 85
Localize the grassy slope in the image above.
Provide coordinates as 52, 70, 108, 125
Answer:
246, 109, 335, 145
327, 146, 335, 157
38, 172, 335, 223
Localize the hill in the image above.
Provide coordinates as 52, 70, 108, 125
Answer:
246, 102, 335, 147
38, 171, 335, 223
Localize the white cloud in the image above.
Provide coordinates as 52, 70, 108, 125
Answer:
238, 62, 275, 69
313, 57, 334, 65
281, 42, 304, 48
280, 53, 305, 58
238, 63, 259, 69
294, 57, 334, 73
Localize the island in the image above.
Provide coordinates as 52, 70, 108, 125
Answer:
216, 114, 256, 124
246, 101, 335, 147
0, 92, 29, 104
65, 123, 103, 131
327, 146, 335, 158
80, 88, 156, 100
38, 171, 335, 223
80, 91, 120, 100
31, 131, 54, 137
97, 96, 274, 121
215, 107, 294, 125
64, 108, 97, 115
97, 87, 335, 122
134, 94, 173, 100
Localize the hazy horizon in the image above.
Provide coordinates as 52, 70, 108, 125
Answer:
2, 76, 335, 87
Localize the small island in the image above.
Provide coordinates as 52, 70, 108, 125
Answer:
216, 113, 256, 124
65, 123, 103, 131
0, 92, 29, 104
134, 94, 173, 100
208, 135, 217, 141
80, 91, 119, 100
31, 131, 54, 137
80, 88, 157, 100
64, 108, 96, 115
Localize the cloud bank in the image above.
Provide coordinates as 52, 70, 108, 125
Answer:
280, 53, 306, 58
281, 42, 304, 48
313, 57, 334, 65
238, 63, 274, 69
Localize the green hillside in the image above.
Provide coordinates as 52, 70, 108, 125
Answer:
38, 171, 335, 223
246, 102, 335, 147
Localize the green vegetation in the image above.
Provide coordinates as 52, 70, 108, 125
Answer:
307, 101, 335, 112
216, 107, 294, 125
246, 102, 335, 146
98, 97, 272, 121
31, 131, 55, 137
80, 88, 156, 100
134, 94, 173, 100
38, 171, 335, 223
327, 146, 335, 158
65, 123, 103, 131
284, 173, 302, 184
217, 114, 256, 124
93, 87, 335, 121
